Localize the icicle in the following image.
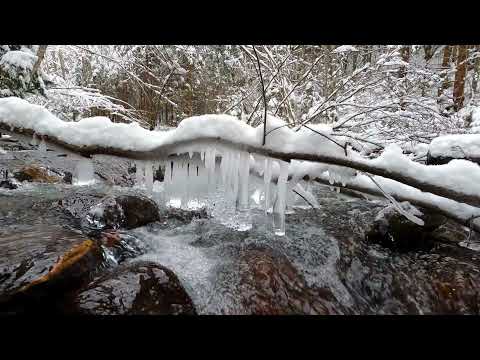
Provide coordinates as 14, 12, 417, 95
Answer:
238, 151, 250, 211
328, 172, 335, 185
220, 151, 228, 185
273, 161, 289, 236
145, 160, 153, 196
263, 158, 272, 215
232, 152, 240, 206
38, 138, 47, 152
206, 147, 217, 194
189, 151, 193, 159
164, 160, 172, 189
74, 157, 95, 186
135, 161, 145, 187
31, 133, 39, 146
184, 161, 191, 208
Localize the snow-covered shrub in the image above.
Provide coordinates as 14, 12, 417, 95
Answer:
0, 45, 45, 98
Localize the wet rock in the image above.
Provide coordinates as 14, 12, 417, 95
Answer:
75, 261, 196, 315
0, 179, 17, 189
365, 203, 447, 252
98, 231, 148, 265
153, 165, 164, 182
234, 246, 341, 315
13, 165, 62, 183
430, 220, 480, 247
426, 151, 480, 166
60, 192, 105, 220
0, 138, 32, 151
128, 163, 136, 174
63, 171, 72, 184
0, 226, 103, 313
88, 195, 160, 230
159, 206, 209, 225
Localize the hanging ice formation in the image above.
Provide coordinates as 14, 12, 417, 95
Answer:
74, 157, 95, 186
31, 133, 39, 146
38, 137, 47, 152
131, 144, 320, 236
272, 160, 289, 236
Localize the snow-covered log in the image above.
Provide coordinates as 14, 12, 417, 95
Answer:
309, 173, 480, 233
1, 97, 480, 209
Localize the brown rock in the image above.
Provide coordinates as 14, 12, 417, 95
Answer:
75, 261, 196, 315
14, 165, 62, 183
236, 246, 340, 315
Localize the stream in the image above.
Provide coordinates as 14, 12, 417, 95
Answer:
1, 132, 480, 314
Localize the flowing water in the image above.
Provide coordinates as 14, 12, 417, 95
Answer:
1, 132, 480, 314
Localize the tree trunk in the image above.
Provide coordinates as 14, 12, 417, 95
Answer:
423, 45, 435, 62
438, 45, 451, 97
471, 45, 480, 99
58, 49, 66, 79
451, 45, 458, 64
453, 45, 468, 110
398, 45, 410, 78
31, 45, 47, 75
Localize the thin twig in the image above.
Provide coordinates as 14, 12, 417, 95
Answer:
252, 46, 268, 146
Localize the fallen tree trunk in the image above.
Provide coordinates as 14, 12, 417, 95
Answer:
310, 175, 480, 233
3, 123, 480, 233
2, 121, 480, 209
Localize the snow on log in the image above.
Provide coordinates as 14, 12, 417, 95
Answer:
310, 172, 480, 233
1, 96, 480, 209
427, 134, 480, 165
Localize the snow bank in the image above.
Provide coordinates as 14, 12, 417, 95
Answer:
471, 107, 480, 133
429, 134, 480, 159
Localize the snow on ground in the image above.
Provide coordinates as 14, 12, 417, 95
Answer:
429, 134, 480, 159
471, 107, 480, 133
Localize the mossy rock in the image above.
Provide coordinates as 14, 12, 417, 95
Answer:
14, 165, 62, 183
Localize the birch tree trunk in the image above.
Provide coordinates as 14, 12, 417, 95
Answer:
31, 45, 48, 75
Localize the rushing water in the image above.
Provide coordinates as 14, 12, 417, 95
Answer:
2, 132, 480, 314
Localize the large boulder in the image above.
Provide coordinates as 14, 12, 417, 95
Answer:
233, 246, 341, 315
74, 261, 196, 315
0, 226, 103, 314
87, 195, 161, 230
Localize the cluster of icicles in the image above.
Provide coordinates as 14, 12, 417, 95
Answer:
132, 146, 323, 236
32, 132, 96, 185
30, 128, 328, 236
